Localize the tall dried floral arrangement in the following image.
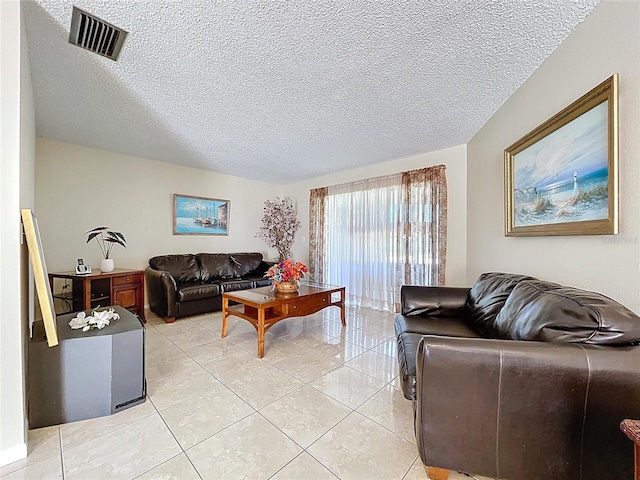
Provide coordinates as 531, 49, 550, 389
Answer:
256, 197, 301, 261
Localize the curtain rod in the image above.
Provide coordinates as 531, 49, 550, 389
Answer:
312, 164, 446, 191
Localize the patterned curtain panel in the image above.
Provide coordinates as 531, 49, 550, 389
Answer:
400, 165, 448, 288
308, 165, 447, 312
308, 186, 327, 282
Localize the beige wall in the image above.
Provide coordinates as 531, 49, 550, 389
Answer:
35, 139, 284, 278
35, 140, 467, 288
467, 1, 640, 312
288, 144, 468, 286
1, 0, 34, 465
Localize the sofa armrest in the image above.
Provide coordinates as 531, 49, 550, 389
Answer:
145, 267, 178, 319
414, 336, 640, 480
401, 285, 470, 317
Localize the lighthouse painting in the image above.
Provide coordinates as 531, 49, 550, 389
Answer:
505, 75, 618, 236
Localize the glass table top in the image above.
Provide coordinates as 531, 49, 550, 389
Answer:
223, 282, 343, 305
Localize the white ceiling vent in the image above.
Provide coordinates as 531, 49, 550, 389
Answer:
68, 6, 127, 61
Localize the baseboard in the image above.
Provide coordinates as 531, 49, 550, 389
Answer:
0, 442, 27, 467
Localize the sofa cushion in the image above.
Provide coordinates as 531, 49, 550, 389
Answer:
401, 286, 471, 318
176, 282, 221, 302
149, 254, 200, 282
255, 278, 272, 288
230, 253, 263, 278
219, 279, 254, 292
198, 253, 235, 280
467, 272, 537, 337
495, 280, 640, 345
241, 274, 272, 288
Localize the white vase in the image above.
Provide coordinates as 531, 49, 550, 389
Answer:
100, 258, 115, 273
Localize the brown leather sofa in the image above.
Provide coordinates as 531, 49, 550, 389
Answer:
145, 252, 273, 323
395, 272, 640, 480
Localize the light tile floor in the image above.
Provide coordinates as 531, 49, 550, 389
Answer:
1, 306, 495, 480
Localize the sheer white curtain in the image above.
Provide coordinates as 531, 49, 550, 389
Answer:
324, 175, 401, 311
309, 165, 447, 313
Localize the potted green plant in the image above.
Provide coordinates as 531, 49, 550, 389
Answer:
86, 226, 126, 272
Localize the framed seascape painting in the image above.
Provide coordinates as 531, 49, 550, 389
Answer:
173, 194, 229, 235
505, 74, 618, 236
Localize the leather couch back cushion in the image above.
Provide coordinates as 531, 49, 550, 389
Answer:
197, 253, 235, 281
149, 254, 200, 282
230, 253, 263, 277
467, 272, 538, 336
495, 280, 640, 345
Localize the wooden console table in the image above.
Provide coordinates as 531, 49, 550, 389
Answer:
621, 419, 640, 480
49, 268, 146, 322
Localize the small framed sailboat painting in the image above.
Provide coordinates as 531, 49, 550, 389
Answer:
504, 74, 618, 236
173, 194, 230, 235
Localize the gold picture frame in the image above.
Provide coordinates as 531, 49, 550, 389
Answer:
21, 209, 58, 347
505, 74, 618, 236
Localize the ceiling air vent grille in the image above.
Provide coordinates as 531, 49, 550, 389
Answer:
68, 6, 127, 61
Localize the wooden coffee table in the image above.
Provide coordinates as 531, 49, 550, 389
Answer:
221, 282, 345, 358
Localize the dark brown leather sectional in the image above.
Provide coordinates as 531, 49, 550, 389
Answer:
145, 252, 273, 323
395, 272, 640, 480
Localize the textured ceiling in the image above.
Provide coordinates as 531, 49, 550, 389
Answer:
23, 0, 599, 184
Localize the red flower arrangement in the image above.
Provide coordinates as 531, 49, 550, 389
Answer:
265, 259, 309, 284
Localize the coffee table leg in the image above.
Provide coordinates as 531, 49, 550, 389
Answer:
257, 308, 265, 358
221, 296, 229, 338
339, 290, 346, 326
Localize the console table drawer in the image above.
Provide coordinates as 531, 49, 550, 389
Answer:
114, 288, 137, 309
289, 293, 331, 315
113, 274, 142, 286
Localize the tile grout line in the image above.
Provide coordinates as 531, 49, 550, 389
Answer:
302, 410, 362, 479
58, 425, 65, 480
149, 396, 206, 480
400, 454, 422, 480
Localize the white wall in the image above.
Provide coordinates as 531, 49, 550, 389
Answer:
35, 139, 284, 278
467, 1, 640, 312
0, 0, 35, 465
288, 144, 468, 286
18, 0, 36, 453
